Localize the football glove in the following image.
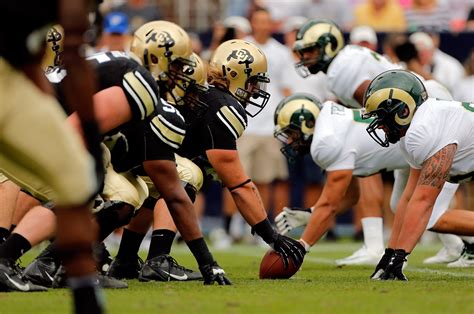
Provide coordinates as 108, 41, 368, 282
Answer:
275, 207, 312, 235
380, 249, 409, 281
370, 248, 395, 280
199, 262, 232, 285
271, 234, 306, 269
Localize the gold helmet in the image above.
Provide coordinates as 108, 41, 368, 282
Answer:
42, 25, 64, 72
210, 39, 270, 117
130, 20, 195, 91
169, 53, 209, 119
293, 20, 344, 77
274, 93, 322, 162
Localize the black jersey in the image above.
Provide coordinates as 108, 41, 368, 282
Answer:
0, 1, 58, 66
47, 51, 159, 125
108, 100, 187, 174
178, 86, 248, 159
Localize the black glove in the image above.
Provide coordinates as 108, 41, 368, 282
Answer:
252, 218, 306, 269
199, 261, 232, 285
380, 249, 409, 281
272, 234, 306, 269
370, 248, 394, 280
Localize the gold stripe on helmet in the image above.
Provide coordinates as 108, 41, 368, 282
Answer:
365, 88, 417, 126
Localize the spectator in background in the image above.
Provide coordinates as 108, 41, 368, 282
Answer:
350, 25, 378, 51
239, 8, 292, 217
382, 33, 407, 63
466, 6, 474, 31
409, 32, 465, 93
303, 0, 354, 31
453, 50, 474, 102
115, 0, 161, 33
223, 16, 252, 39
257, 0, 308, 31
95, 12, 131, 52
354, 0, 406, 31
405, 0, 451, 32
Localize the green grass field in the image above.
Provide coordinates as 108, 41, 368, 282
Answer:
1, 242, 473, 314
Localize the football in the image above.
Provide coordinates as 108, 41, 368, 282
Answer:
259, 249, 301, 279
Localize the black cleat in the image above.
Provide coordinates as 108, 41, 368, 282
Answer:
0, 258, 48, 292
107, 256, 144, 279
22, 256, 59, 288
138, 255, 203, 282
93, 243, 113, 275
52, 265, 128, 289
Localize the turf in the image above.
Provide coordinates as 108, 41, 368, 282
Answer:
1, 242, 473, 314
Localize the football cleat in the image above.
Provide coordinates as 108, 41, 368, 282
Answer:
335, 245, 383, 266
423, 247, 462, 264
22, 256, 59, 288
52, 265, 128, 289
93, 243, 114, 275
0, 258, 48, 292
107, 256, 144, 279
447, 242, 474, 268
138, 255, 202, 282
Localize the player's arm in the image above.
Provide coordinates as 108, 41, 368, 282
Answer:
143, 159, 202, 241
207, 149, 306, 267
395, 144, 457, 252
353, 80, 371, 106
206, 149, 267, 225
300, 169, 354, 247
387, 167, 420, 248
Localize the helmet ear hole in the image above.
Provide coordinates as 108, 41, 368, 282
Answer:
399, 105, 410, 119
150, 54, 158, 64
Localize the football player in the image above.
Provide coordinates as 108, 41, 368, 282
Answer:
273, 93, 474, 277
0, 0, 104, 312
362, 70, 474, 280
18, 23, 229, 286
287, 19, 456, 265
109, 37, 306, 278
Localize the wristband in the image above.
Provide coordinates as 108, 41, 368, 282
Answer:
251, 218, 276, 244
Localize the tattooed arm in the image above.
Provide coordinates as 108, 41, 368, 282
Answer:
394, 144, 457, 252
206, 149, 267, 225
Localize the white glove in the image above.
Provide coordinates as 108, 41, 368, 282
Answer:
275, 207, 312, 235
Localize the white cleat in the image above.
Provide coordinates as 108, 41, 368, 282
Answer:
423, 247, 462, 264
335, 246, 383, 266
446, 244, 474, 268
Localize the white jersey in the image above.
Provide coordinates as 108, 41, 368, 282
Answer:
310, 101, 407, 176
401, 98, 474, 182
326, 45, 402, 108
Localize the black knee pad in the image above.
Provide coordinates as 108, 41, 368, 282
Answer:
94, 201, 134, 241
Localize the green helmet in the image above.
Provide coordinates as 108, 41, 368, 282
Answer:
362, 70, 428, 147
293, 20, 344, 77
274, 93, 322, 161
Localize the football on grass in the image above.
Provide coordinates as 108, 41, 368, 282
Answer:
259, 249, 301, 279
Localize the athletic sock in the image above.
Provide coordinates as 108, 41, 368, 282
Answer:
0, 227, 10, 244
361, 217, 384, 254
0, 233, 31, 262
224, 215, 232, 234
69, 276, 104, 314
186, 237, 214, 266
146, 229, 176, 260
115, 229, 145, 260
